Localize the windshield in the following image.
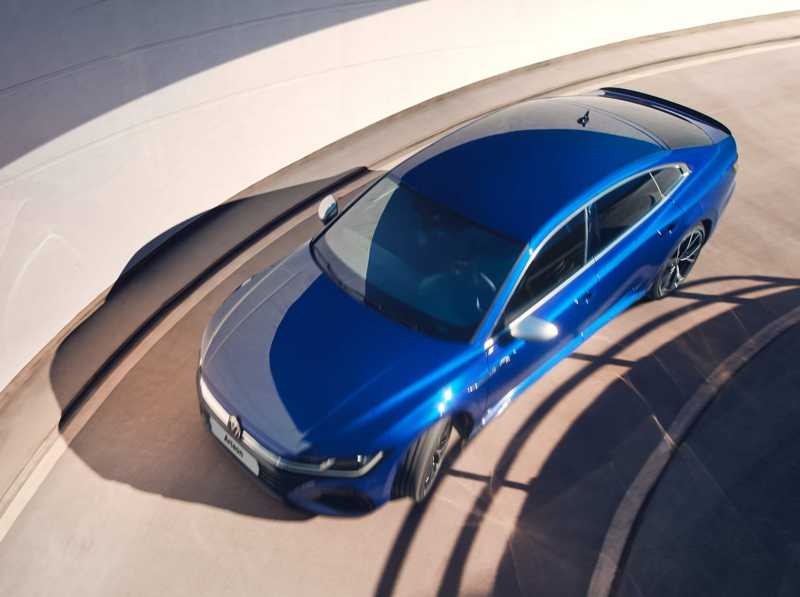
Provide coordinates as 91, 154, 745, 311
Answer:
312, 175, 524, 342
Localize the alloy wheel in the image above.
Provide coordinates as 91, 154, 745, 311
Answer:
422, 422, 452, 495
657, 228, 704, 295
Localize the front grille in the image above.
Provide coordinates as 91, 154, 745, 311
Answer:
313, 488, 375, 513
200, 407, 313, 497
257, 461, 312, 496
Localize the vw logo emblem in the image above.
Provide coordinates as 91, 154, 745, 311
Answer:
228, 415, 242, 440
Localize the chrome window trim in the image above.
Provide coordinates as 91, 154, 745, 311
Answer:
583, 206, 589, 264
651, 163, 689, 199
493, 257, 595, 341
199, 375, 384, 478
589, 171, 663, 263
485, 162, 690, 342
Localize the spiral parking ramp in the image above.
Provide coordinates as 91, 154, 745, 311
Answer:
2, 8, 800, 597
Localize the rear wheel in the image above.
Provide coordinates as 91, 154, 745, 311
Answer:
392, 417, 453, 502
647, 223, 705, 300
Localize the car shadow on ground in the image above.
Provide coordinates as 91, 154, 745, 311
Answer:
65, 290, 319, 521
374, 275, 800, 597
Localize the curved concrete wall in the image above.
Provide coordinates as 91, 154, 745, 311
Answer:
0, 0, 796, 392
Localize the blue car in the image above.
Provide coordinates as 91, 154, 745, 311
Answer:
197, 88, 737, 515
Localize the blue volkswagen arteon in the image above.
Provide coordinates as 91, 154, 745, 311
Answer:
197, 88, 737, 515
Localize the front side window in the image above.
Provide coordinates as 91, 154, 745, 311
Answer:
499, 211, 586, 330
313, 175, 524, 342
589, 172, 662, 254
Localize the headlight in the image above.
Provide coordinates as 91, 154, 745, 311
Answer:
294, 452, 387, 475
329, 453, 384, 472
199, 372, 388, 478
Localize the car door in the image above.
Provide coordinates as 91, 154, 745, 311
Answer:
483, 210, 598, 422
586, 167, 687, 333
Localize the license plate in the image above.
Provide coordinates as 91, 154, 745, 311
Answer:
210, 417, 259, 476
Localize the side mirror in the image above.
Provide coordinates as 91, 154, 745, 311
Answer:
509, 315, 558, 343
318, 194, 338, 224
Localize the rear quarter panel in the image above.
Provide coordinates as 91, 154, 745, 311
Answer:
669, 136, 738, 241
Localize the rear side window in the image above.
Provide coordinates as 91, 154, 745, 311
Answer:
590, 173, 661, 253
652, 166, 684, 197
573, 96, 712, 149
500, 211, 586, 328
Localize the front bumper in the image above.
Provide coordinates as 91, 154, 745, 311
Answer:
196, 371, 395, 516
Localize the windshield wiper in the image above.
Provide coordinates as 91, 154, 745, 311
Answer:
362, 296, 418, 332
315, 246, 372, 306
314, 244, 350, 291
314, 245, 418, 332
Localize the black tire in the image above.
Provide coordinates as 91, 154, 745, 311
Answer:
647, 223, 706, 300
392, 417, 453, 502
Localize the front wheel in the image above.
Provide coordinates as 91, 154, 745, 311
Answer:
647, 223, 706, 300
392, 417, 453, 502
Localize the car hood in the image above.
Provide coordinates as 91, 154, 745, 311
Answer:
200, 244, 465, 456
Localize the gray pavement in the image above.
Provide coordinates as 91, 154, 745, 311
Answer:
615, 324, 800, 597
1, 36, 800, 597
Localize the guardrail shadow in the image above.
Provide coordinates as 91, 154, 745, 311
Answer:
375, 274, 800, 597
50, 168, 365, 420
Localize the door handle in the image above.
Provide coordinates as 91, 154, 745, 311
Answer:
490, 352, 515, 376
657, 222, 677, 237
574, 290, 592, 305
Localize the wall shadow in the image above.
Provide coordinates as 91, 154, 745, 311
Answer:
372, 275, 800, 596
1, 0, 424, 170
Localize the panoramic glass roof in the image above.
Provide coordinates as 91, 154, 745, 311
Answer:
392, 99, 662, 241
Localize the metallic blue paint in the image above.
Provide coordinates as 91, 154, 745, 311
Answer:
197, 89, 737, 515
201, 245, 467, 457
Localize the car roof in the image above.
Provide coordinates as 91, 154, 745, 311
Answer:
391, 97, 664, 241
565, 93, 714, 149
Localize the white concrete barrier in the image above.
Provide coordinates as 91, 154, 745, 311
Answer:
0, 0, 796, 392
